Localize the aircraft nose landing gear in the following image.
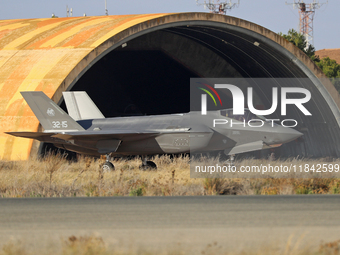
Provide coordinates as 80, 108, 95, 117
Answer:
140, 156, 157, 170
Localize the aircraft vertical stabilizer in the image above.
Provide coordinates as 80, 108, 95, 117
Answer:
63, 91, 105, 121
21, 92, 85, 132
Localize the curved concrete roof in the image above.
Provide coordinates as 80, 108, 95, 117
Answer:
0, 13, 339, 160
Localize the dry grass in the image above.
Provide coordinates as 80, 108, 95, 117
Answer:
1, 235, 340, 255
0, 155, 339, 198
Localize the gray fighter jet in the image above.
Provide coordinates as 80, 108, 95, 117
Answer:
6, 91, 302, 171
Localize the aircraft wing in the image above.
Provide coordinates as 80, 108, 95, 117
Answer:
6, 130, 162, 154
5, 132, 55, 141
52, 130, 160, 141
6, 130, 160, 141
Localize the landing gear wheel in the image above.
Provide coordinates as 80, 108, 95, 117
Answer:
102, 162, 115, 172
140, 161, 157, 170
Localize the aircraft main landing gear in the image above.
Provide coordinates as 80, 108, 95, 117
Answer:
140, 156, 157, 170
102, 153, 115, 172
223, 154, 235, 167
230, 154, 235, 166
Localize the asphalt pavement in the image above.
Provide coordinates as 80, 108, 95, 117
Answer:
0, 196, 339, 253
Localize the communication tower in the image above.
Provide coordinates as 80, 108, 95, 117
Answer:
105, 0, 109, 16
286, 0, 328, 48
196, 0, 240, 14
66, 6, 73, 17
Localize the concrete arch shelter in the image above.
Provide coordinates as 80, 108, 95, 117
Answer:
0, 13, 339, 160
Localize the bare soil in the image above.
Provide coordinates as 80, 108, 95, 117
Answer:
316, 48, 340, 63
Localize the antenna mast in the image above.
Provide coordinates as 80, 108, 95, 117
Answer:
286, 0, 328, 48
196, 0, 240, 14
66, 5, 73, 17
105, 0, 109, 16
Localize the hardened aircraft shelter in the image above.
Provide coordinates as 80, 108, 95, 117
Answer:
0, 13, 339, 160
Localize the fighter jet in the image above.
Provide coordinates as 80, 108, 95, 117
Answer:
6, 91, 302, 171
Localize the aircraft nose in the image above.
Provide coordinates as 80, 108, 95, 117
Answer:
276, 127, 303, 143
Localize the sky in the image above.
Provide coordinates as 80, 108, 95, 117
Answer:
0, 0, 338, 50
